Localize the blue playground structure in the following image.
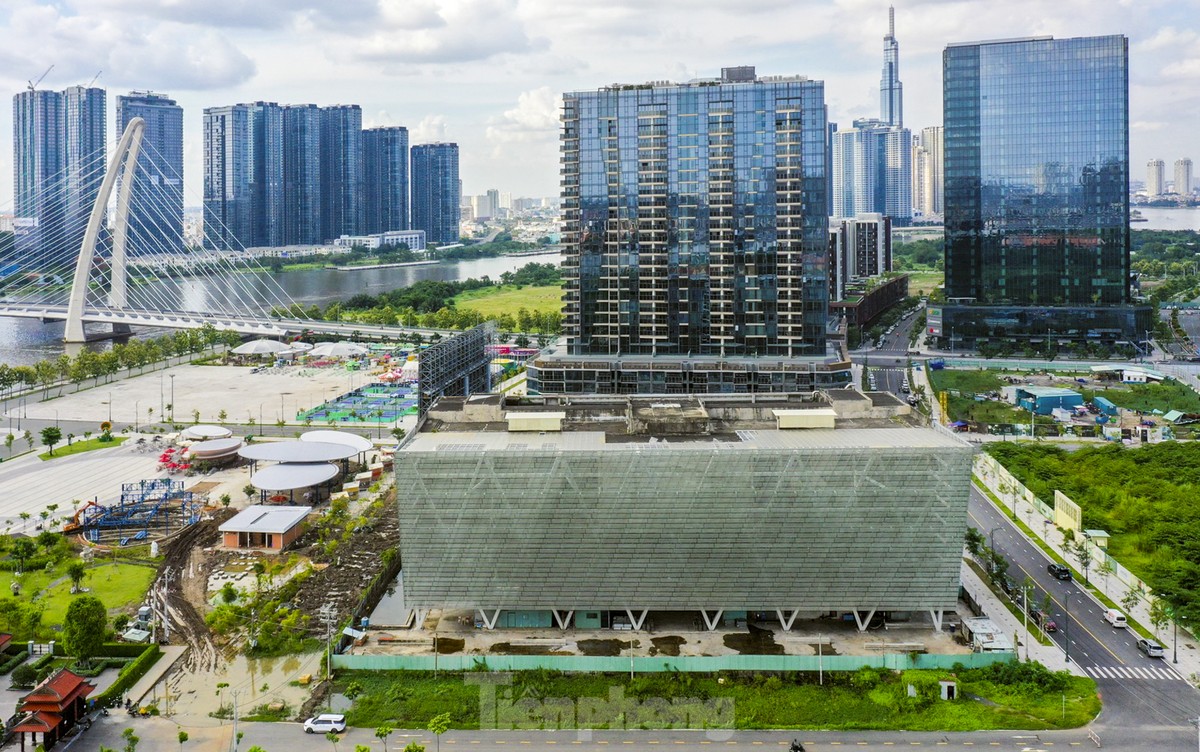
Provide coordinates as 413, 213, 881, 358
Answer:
67, 479, 203, 545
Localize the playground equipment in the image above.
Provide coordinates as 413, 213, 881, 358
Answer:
63, 479, 203, 545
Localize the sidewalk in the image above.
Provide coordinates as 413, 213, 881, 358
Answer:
959, 560, 1074, 673
976, 474, 1200, 686
127, 645, 187, 706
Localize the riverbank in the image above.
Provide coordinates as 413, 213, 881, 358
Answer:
333, 259, 438, 271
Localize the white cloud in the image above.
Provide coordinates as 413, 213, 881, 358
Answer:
486, 86, 559, 145
411, 115, 449, 144
75, 0, 381, 30
1131, 121, 1167, 132
345, 0, 545, 65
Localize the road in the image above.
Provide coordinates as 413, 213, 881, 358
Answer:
69, 716, 1194, 752
968, 485, 1200, 736
857, 305, 924, 398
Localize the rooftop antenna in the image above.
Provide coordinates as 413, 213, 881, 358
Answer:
888, 6, 895, 37
27, 64, 54, 92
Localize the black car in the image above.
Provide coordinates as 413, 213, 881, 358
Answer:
1048, 563, 1072, 581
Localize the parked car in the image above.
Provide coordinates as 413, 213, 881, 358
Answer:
304, 714, 347, 734
1047, 563, 1072, 581
1137, 638, 1164, 658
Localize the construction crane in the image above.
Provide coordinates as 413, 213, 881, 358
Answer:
86, 70, 102, 88
27, 64, 54, 92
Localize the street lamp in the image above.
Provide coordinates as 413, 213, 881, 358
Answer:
134, 400, 140, 432
159, 374, 164, 416
169, 374, 175, 423
988, 526, 1003, 575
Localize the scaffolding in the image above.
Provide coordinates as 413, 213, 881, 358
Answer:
418, 323, 494, 416
65, 479, 203, 545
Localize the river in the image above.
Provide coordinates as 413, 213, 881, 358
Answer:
1133, 206, 1200, 231
0, 252, 561, 367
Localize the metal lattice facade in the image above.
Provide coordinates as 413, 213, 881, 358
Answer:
416, 324, 493, 416
395, 441, 972, 612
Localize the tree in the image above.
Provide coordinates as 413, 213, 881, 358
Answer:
122, 727, 140, 752
23, 430, 32, 449
375, 725, 394, 750
243, 484, 257, 501
1149, 598, 1172, 640
39, 426, 62, 455
403, 742, 427, 752
67, 560, 87, 592
326, 731, 342, 751
1073, 540, 1093, 586
429, 712, 451, 752
4, 433, 13, 453
192, 409, 201, 424
218, 409, 228, 424
63, 595, 107, 667
964, 528, 985, 558
11, 538, 35, 572
1121, 583, 1146, 614
178, 730, 189, 750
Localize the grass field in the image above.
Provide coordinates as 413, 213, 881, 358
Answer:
337, 667, 1098, 730
903, 270, 944, 297
453, 284, 563, 318
38, 435, 128, 461
1082, 380, 1200, 414
16, 562, 157, 627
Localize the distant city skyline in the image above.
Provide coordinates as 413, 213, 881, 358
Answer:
0, 1, 1197, 207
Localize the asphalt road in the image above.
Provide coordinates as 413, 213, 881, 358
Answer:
968, 486, 1200, 738
857, 305, 924, 398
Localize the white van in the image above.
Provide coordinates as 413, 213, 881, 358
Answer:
1103, 609, 1127, 628
304, 714, 347, 734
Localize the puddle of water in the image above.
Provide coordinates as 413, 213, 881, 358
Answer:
159, 651, 324, 726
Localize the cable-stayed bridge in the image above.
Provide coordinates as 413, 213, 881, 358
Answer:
0, 117, 452, 342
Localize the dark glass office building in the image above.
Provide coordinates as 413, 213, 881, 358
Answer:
411, 143, 460, 244
116, 91, 184, 254
363, 126, 410, 234
529, 66, 849, 395
937, 35, 1152, 347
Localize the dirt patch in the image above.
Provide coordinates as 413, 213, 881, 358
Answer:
811, 642, 840, 656
649, 636, 686, 656
723, 624, 785, 655
436, 638, 465, 654
490, 643, 570, 656
578, 638, 635, 657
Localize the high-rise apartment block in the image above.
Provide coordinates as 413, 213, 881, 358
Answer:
828, 214, 892, 303
362, 126, 410, 234
282, 104, 323, 245
411, 143, 461, 245
12, 85, 106, 265
1146, 159, 1166, 197
202, 102, 283, 249
936, 35, 1152, 347
115, 91, 184, 254
528, 66, 850, 395
911, 126, 943, 218
1175, 158, 1193, 197
831, 10, 912, 225
319, 105, 362, 240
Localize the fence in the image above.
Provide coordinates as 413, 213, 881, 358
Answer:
333, 651, 1013, 673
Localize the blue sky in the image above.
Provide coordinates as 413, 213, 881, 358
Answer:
0, 0, 1197, 205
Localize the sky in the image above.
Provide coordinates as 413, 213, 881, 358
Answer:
0, 0, 1197, 207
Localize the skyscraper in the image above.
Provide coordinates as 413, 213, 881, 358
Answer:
529, 66, 849, 395
1146, 159, 1165, 196
282, 104, 323, 245
115, 91, 183, 254
831, 10, 911, 225
12, 89, 65, 266
1175, 158, 1193, 197
320, 105, 362, 241
880, 5, 902, 127
362, 126, 409, 234
202, 102, 283, 249
911, 126, 943, 218
411, 143, 460, 245
62, 86, 106, 255
937, 35, 1152, 347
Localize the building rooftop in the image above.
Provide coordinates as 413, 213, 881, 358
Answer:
1018, 386, 1081, 398
219, 505, 311, 534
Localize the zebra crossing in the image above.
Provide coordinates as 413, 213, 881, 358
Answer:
1081, 664, 1183, 681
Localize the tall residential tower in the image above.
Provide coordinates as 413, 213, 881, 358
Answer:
362, 126, 410, 234
528, 66, 850, 395
411, 143, 460, 245
936, 35, 1151, 347
115, 91, 184, 254
1147, 159, 1166, 197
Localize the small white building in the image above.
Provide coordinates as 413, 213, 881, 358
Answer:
334, 229, 427, 252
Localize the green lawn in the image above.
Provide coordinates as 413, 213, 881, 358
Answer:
926, 368, 1006, 395
337, 666, 1097, 730
39, 435, 128, 461
17, 562, 157, 627
1082, 380, 1200, 414
453, 284, 563, 318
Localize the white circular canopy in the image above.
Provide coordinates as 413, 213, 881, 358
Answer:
238, 441, 358, 463
188, 438, 243, 458
180, 425, 234, 441
310, 342, 369, 358
250, 462, 339, 491
300, 430, 373, 453
232, 339, 290, 355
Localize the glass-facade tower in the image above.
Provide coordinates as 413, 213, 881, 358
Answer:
116, 92, 184, 254
363, 126, 410, 234
282, 104, 323, 245
938, 35, 1152, 346
320, 105, 362, 241
203, 102, 283, 249
562, 67, 829, 358
411, 143, 460, 244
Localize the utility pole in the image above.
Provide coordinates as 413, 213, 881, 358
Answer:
231, 689, 240, 752
319, 602, 336, 693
